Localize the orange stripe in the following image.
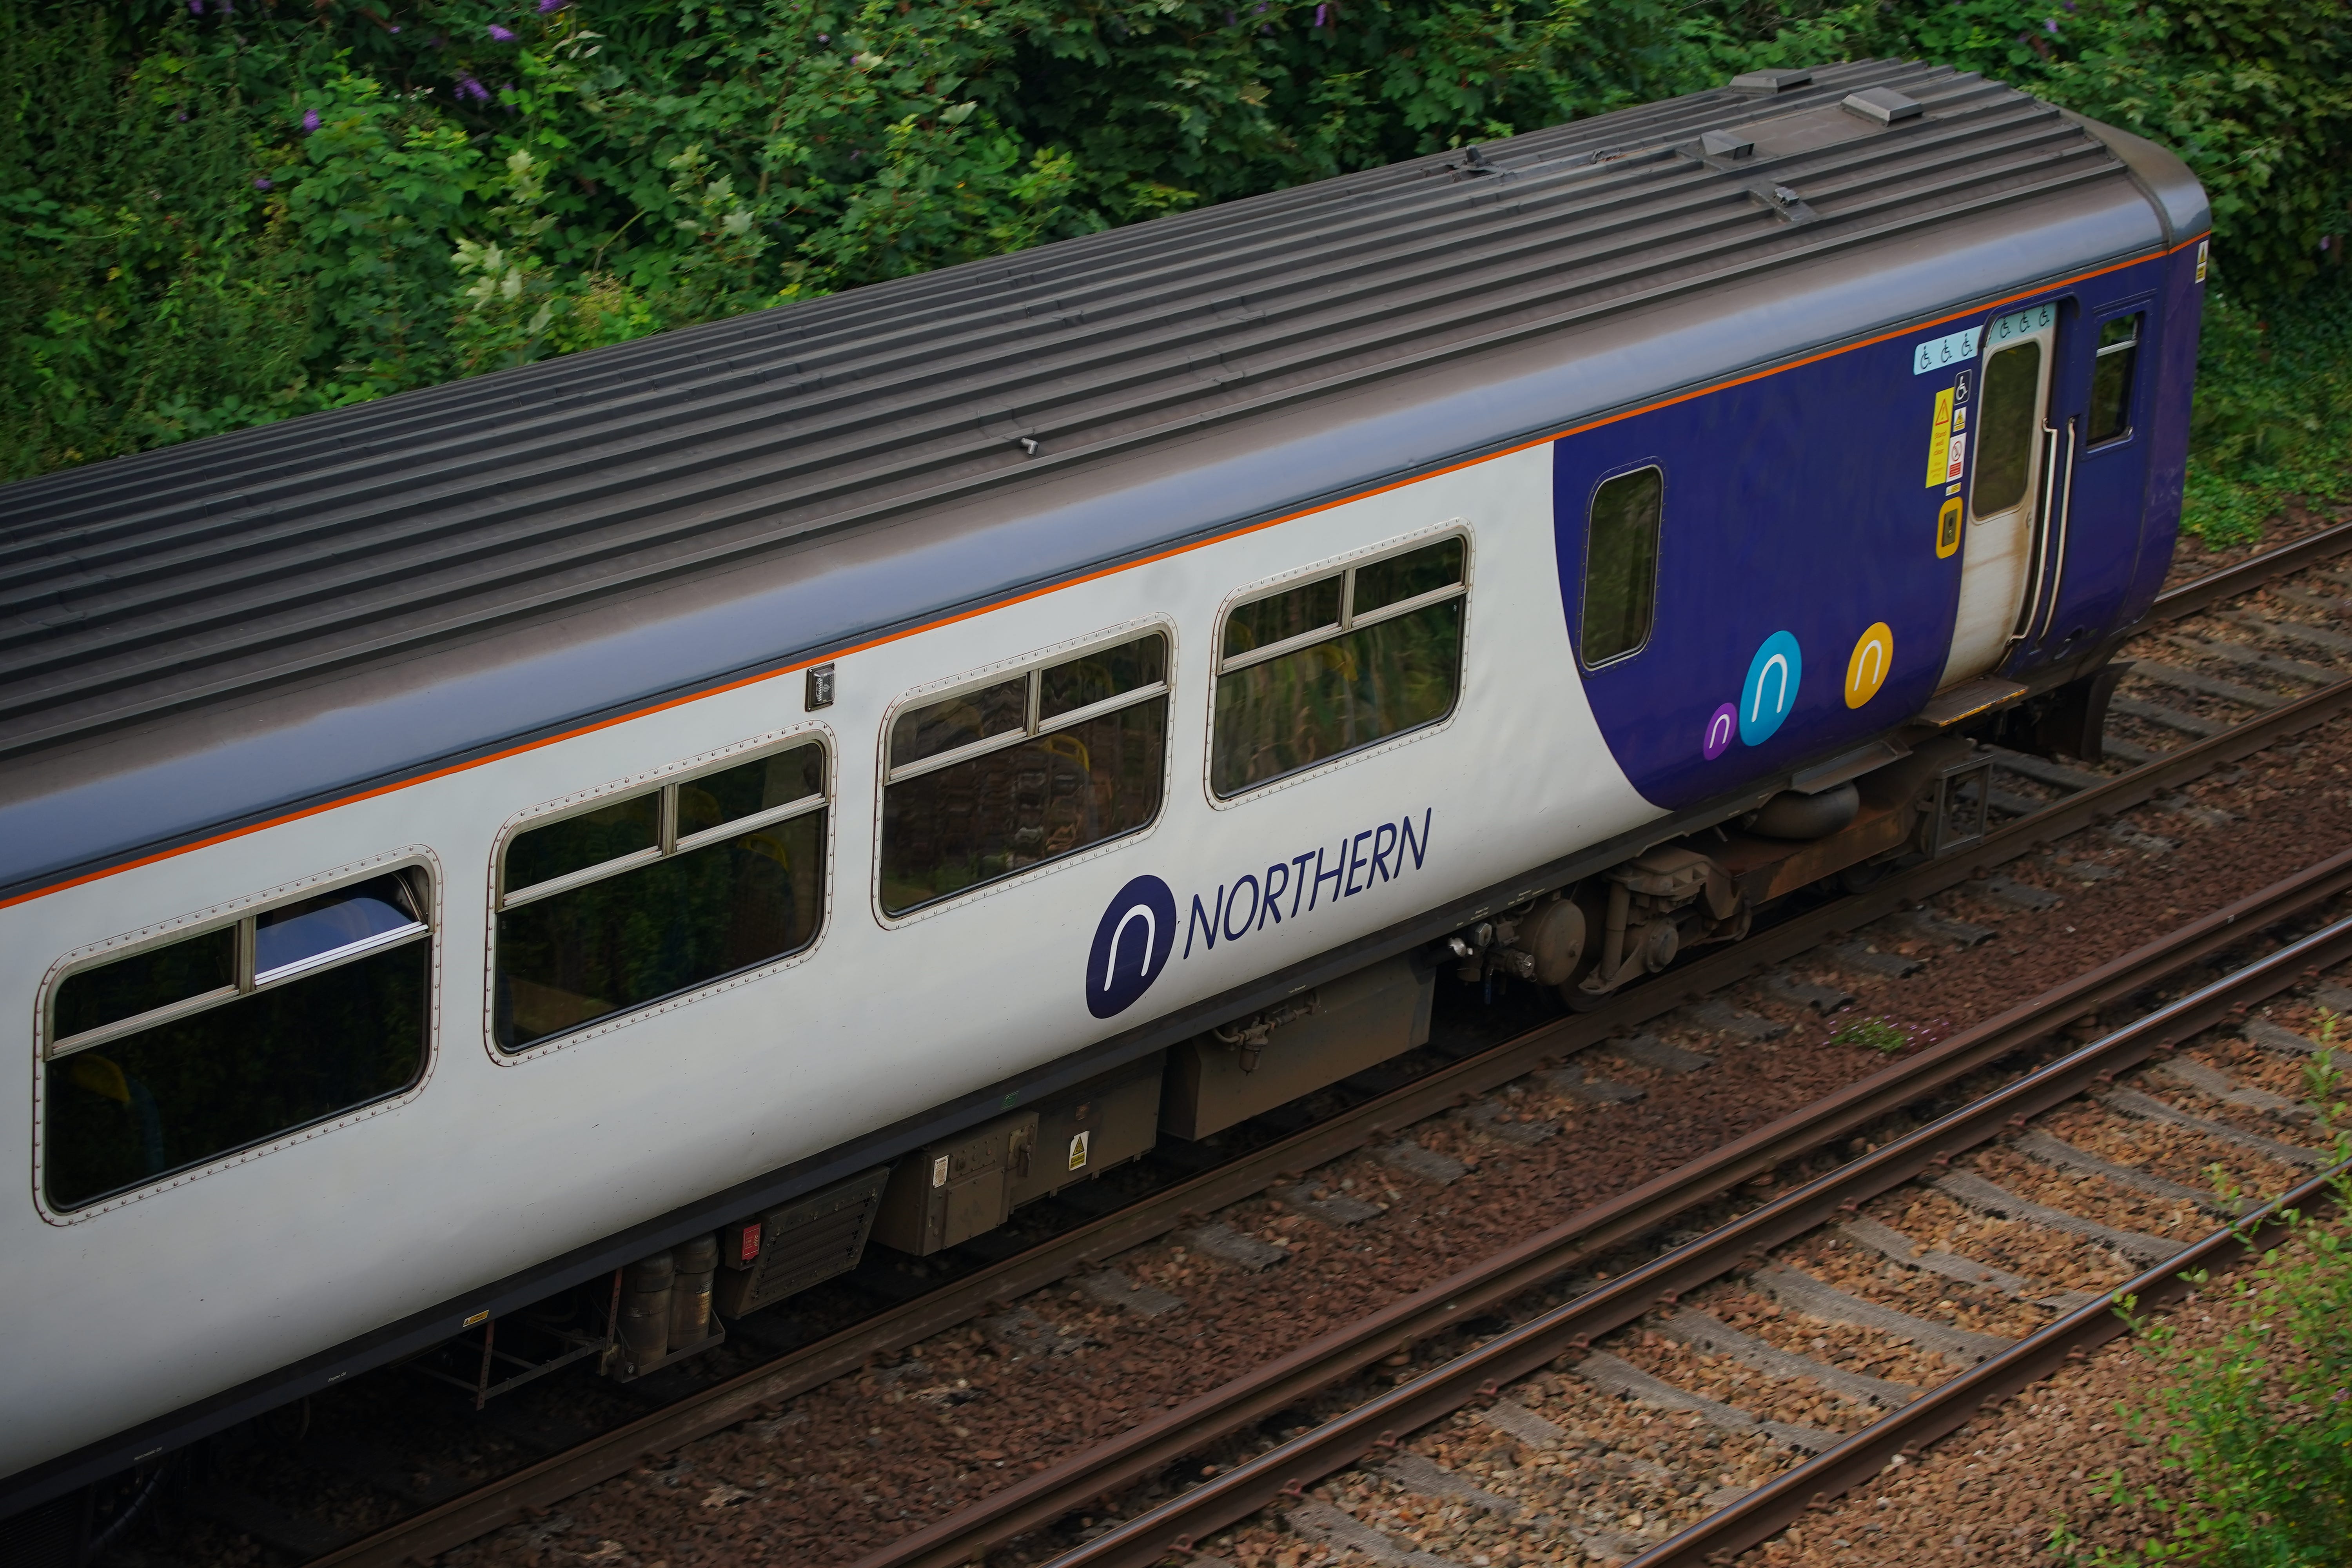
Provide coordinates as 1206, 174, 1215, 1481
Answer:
0, 234, 2206, 913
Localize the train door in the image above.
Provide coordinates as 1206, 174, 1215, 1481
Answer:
1938, 304, 2060, 688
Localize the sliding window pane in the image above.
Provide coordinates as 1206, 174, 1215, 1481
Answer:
506, 793, 659, 894
880, 701, 1165, 915
678, 743, 824, 840
495, 811, 825, 1050
1212, 597, 1462, 796
2088, 314, 2141, 445
45, 941, 427, 1210
1039, 634, 1165, 722
1223, 578, 1341, 662
1354, 538, 1465, 617
255, 875, 421, 978
890, 678, 1025, 771
53, 928, 235, 1042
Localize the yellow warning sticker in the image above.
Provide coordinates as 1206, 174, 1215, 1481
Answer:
1924, 387, 1955, 488
1936, 496, 1963, 559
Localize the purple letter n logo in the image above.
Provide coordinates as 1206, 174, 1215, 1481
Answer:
1086, 875, 1176, 1019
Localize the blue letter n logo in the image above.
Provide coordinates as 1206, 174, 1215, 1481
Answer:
1086, 875, 1176, 1019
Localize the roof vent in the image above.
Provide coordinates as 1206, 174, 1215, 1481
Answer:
1841, 86, 1923, 124
1700, 129, 1755, 160
1729, 67, 1813, 95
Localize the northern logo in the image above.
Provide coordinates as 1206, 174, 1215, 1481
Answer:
1085, 875, 1176, 1018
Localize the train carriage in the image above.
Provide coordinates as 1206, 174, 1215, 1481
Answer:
0, 59, 2206, 1519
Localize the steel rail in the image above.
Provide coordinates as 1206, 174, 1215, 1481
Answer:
872, 855, 2352, 1568
1628, 1164, 2350, 1567
2148, 515, 2352, 622
307, 539, 2352, 1568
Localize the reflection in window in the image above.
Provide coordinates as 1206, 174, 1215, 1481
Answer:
881, 635, 1168, 915
2088, 313, 2141, 445
1581, 469, 1661, 666
495, 742, 827, 1050
44, 871, 431, 1212
1971, 340, 2044, 518
1211, 537, 1466, 798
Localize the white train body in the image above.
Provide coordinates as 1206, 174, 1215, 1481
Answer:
0, 447, 1652, 1479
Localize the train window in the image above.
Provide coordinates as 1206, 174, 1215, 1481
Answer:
2087, 313, 2142, 445
1212, 535, 1466, 797
1971, 339, 2044, 518
495, 740, 828, 1050
1581, 468, 1661, 666
43, 870, 431, 1212
881, 633, 1169, 914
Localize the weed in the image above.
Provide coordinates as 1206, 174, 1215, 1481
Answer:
1828, 1015, 1914, 1054
2049, 1021, 2352, 1566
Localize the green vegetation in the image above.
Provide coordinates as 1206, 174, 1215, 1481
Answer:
2052, 1027, 2352, 1566
2181, 289, 2352, 546
4, 0, 2348, 515
1828, 1014, 1914, 1054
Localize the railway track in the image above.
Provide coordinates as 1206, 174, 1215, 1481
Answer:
95, 518, 2352, 1568
962, 870, 2352, 1568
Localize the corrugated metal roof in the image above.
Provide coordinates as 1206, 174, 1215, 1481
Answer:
0, 59, 2133, 763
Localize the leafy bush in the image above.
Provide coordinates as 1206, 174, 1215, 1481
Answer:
2051, 1034, 2352, 1566
3, 0, 2348, 498
2178, 285, 2352, 547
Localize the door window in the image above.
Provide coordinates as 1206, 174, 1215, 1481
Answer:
1970, 340, 2044, 518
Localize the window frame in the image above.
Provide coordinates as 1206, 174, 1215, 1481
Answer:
34, 850, 442, 1221
874, 621, 1176, 922
488, 728, 835, 1056
1206, 525, 1472, 804
2084, 306, 2148, 450
44, 863, 434, 1063
1577, 464, 1664, 672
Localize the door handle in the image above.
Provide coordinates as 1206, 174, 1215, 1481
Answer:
2009, 418, 2075, 647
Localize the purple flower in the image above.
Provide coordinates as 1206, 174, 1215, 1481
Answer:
1314, 2, 1327, 24
816, 31, 829, 41
389, 24, 400, 32
2044, 16, 2059, 30
176, 109, 189, 121
539, 0, 566, 11
253, 176, 272, 189
456, 75, 492, 104
488, 23, 516, 41
301, 108, 321, 133
187, 0, 201, 12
